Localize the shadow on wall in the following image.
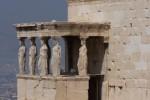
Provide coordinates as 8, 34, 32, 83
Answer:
87, 36, 108, 75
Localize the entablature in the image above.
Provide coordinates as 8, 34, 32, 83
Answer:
68, 0, 99, 3
14, 22, 110, 38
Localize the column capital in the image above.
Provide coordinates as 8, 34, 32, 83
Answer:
17, 37, 26, 40
80, 36, 89, 40
51, 36, 61, 40
28, 37, 36, 40
80, 36, 89, 41
39, 36, 50, 40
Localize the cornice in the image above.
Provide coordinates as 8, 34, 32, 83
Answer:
68, 0, 99, 3
14, 21, 110, 38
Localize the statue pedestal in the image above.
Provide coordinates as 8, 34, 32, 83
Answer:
17, 74, 90, 100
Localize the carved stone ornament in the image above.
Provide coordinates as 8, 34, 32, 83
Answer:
29, 37, 37, 75
38, 37, 48, 76
77, 38, 88, 76
18, 38, 26, 74
51, 37, 61, 76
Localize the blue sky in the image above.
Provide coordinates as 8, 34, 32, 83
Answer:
0, 0, 67, 65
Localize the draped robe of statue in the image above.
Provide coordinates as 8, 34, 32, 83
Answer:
77, 44, 88, 76
38, 44, 48, 76
29, 45, 37, 75
18, 45, 26, 74
51, 44, 61, 76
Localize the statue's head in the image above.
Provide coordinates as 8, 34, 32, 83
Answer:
80, 36, 88, 45
41, 39, 45, 45
81, 39, 86, 45
52, 37, 59, 45
40, 37, 46, 45
19, 38, 25, 46
29, 37, 35, 46
54, 39, 58, 45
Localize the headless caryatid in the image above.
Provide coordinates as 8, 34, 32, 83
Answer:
77, 39, 88, 76
18, 38, 26, 74
38, 38, 48, 76
29, 38, 37, 75
51, 37, 61, 76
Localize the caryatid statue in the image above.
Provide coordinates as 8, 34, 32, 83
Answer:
29, 37, 37, 75
18, 38, 26, 74
38, 37, 48, 76
50, 37, 61, 76
77, 38, 88, 76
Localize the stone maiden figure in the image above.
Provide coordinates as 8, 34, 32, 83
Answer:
18, 38, 26, 74
29, 38, 37, 75
38, 38, 48, 76
77, 38, 88, 76
51, 37, 61, 76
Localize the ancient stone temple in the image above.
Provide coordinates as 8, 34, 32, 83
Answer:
14, 0, 150, 100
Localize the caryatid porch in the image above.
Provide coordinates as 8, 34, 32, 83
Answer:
14, 22, 110, 100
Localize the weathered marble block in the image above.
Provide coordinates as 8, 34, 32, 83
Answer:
17, 75, 89, 100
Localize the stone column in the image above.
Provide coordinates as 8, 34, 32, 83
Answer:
18, 38, 26, 74
29, 37, 37, 75
38, 37, 49, 76
77, 37, 88, 76
51, 37, 61, 76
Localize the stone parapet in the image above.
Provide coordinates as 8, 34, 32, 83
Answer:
17, 74, 90, 81
17, 75, 89, 100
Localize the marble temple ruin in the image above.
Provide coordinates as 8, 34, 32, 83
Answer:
14, 0, 150, 100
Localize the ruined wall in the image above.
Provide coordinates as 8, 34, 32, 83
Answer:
68, 0, 150, 100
